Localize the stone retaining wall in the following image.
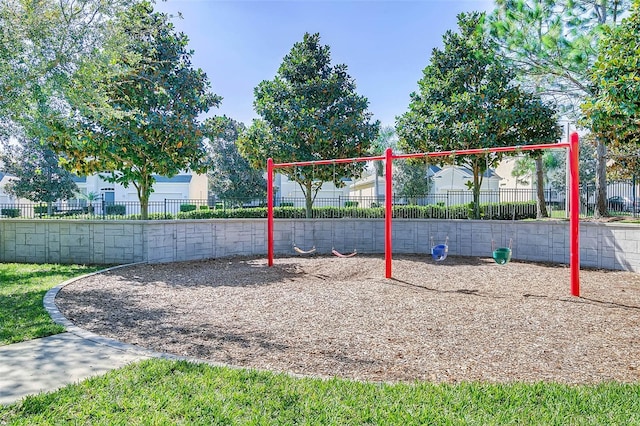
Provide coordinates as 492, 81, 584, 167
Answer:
0, 219, 638, 272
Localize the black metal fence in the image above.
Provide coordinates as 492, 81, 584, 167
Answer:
1, 181, 639, 219
0, 197, 210, 220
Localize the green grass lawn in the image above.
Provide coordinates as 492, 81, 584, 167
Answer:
1, 359, 639, 425
2, 263, 639, 424
0, 263, 102, 345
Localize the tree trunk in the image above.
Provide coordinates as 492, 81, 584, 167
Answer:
140, 192, 149, 220
138, 181, 150, 220
374, 166, 380, 206
594, 139, 608, 218
535, 156, 548, 218
304, 180, 313, 219
472, 161, 481, 220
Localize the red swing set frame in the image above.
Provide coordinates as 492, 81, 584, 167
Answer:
267, 133, 581, 297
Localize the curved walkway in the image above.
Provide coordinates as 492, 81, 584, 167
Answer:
1, 265, 181, 406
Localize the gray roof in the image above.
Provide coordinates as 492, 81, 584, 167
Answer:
459, 167, 498, 178
153, 175, 192, 183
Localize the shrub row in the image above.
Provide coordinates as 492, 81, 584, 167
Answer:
1, 208, 21, 218
174, 201, 537, 220
3, 202, 535, 220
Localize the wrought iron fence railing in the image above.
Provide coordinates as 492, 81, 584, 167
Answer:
0, 198, 210, 220
2, 182, 639, 220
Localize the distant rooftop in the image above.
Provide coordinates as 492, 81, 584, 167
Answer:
153, 175, 192, 183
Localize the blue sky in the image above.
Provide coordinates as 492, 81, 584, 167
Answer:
155, 0, 494, 128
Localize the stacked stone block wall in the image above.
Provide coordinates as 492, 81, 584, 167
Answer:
1, 219, 639, 272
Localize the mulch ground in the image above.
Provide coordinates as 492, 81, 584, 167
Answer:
56, 254, 640, 384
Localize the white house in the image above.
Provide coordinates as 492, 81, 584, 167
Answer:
349, 172, 385, 207
0, 172, 33, 206
349, 164, 443, 206
0, 172, 16, 204
72, 171, 208, 214
275, 173, 352, 207
348, 164, 501, 206
430, 166, 501, 204
74, 172, 208, 203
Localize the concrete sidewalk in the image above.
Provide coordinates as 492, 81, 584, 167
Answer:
0, 333, 150, 405
1, 268, 158, 406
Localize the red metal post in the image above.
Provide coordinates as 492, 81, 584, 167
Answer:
569, 133, 580, 296
267, 158, 274, 267
385, 148, 393, 278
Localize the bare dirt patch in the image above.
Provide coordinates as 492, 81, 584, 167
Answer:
56, 255, 640, 384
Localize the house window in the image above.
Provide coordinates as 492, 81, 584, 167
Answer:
101, 188, 115, 204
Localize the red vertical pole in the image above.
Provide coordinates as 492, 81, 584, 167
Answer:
267, 158, 274, 267
385, 148, 393, 278
569, 133, 580, 296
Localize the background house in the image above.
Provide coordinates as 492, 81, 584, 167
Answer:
274, 173, 352, 207
349, 164, 501, 206
0, 172, 32, 206
0, 172, 13, 204
431, 166, 501, 204
68, 171, 208, 215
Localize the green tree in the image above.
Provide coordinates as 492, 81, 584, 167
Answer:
582, 1, 640, 181
512, 157, 536, 187
395, 161, 432, 205
368, 126, 432, 205
48, 2, 220, 219
547, 137, 597, 191
489, 0, 630, 218
0, 0, 131, 139
78, 191, 100, 215
368, 125, 397, 203
0, 137, 78, 214
203, 116, 266, 200
397, 12, 559, 219
238, 32, 379, 217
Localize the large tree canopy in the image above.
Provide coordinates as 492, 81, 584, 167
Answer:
0, 0, 131, 138
237, 32, 379, 217
397, 12, 559, 219
489, 0, 630, 217
48, 1, 220, 219
582, 1, 640, 179
203, 116, 266, 200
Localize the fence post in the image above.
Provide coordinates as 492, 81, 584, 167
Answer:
633, 175, 637, 218
101, 194, 105, 220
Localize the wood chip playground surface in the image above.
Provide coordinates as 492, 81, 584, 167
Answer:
56, 255, 640, 384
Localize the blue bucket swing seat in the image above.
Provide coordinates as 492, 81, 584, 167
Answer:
430, 236, 449, 262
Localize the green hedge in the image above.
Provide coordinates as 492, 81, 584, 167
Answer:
34, 205, 57, 214
180, 204, 197, 212
1, 208, 21, 218
18, 201, 535, 221
174, 201, 537, 220
105, 204, 126, 215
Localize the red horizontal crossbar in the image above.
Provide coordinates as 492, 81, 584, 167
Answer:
271, 141, 569, 168
274, 155, 386, 168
